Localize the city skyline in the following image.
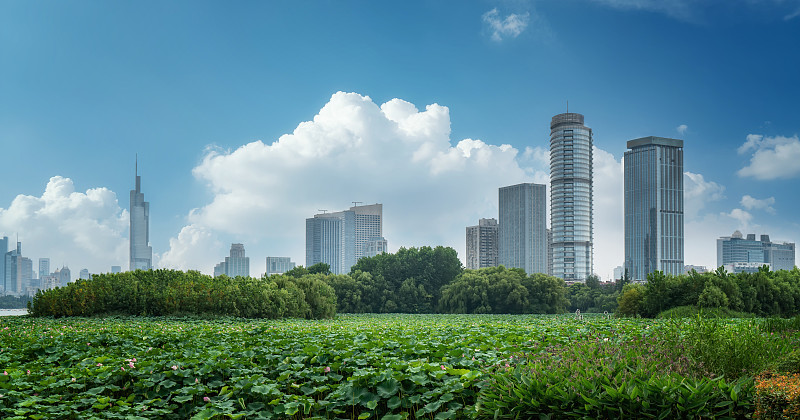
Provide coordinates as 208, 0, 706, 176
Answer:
1, 1, 799, 278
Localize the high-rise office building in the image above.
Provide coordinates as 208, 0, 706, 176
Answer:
265, 257, 296, 276
130, 158, 153, 271
54, 266, 71, 288
717, 231, 796, 271
0, 236, 7, 293
79, 268, 91, 280
624, 137, 684, 280
214, 243, 250, 277
306, 203, 384, 275
466, 218, 499, 270
111, 266, 121, 274
499, 183, 547, 275
39, 258, 50, 280
550, 113, 593, 281
364, 237, 388, 258
3, 241, 22, 295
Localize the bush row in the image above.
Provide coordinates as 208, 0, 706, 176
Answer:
28, 270, 337, 319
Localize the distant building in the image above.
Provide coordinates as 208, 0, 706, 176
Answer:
111, 266, 121, 274
546, 228, 553, 276
214, 243, 250, 277
466, 218, 498, 270
265, 257, 296, 276
130, 158, 153, 271
3, 241, 31, 296
613, 265, 624, 281
306, 203, 383, 275
684, 265, 709, 274
41, 274, 59, 291
363, 237, 388, 258
724, 262, 770, 274
79, 269, 91, 280
717, 231, 796, 271
550, 112, 593, 281
499, 183, 547, 275
624, 136, 684, 281
39, 258, 50, 279
53, 266, 71, 288
0, 236, 7, 292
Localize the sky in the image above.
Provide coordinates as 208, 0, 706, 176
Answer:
1, 0, 799, 280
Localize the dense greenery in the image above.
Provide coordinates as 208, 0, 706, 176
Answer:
28, 270, 336, 319
618, 267, 800, 318
1, 314, 797, 419
438, 266, 568, 314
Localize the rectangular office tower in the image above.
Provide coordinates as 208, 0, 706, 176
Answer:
129, 158, 153, 271
466, 218, 499, 270
550, 113, 593, 281
624, 137, 684, 281
717, 231, 795, 272
306, 203, 383, 275
499, 183, 547, 275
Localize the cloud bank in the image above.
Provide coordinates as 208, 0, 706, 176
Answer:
738, 134, 800, 180
0, 176, 128, 275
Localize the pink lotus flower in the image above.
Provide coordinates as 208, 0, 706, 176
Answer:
71, 377, 76, 382
171, 365, 178, 370
129, 362, 135, 368
324, 366, 331, 373
440, 365, 446, 370
195, 378, 199, 383
2, 371, 6, 376
97, 363, 103, 367
203, 396, 210, 402
121, 367, 125, 371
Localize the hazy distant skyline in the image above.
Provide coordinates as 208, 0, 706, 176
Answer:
1, 1, 799, 279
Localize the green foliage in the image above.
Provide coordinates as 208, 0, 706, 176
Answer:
774, 350, 800, 374
28, 269, 336, 319
0, 294, 32, 309
307, 262, 331, 275
657, 305, 757, 319
567, 281, 619, 313
348, 246, 463, 311
617, 284, 645, 317
659, 316, 792, 379
698, 283, 730, 308
438, 267, 568, 314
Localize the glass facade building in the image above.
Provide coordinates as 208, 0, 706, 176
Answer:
129, 159, 153, 271
265, 257, 296, 276
550, 113, 593, 281
466, 218, 499, 270
306, 204, 383, 275
624, 137, 684, 281
717, 231, 796, 271
499, 183, 547, 275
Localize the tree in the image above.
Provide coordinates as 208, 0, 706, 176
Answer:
585, 274, 601, 289
617, 284, 645, 317
698, 284, 729, 308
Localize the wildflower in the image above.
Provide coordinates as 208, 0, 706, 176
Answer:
203, 396, 210, 402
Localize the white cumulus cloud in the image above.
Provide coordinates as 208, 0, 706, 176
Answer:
482, 8, 530, 42
683, 172, 725, 220
0, 176, 128, 275
738, 134, 800, 180
677, 124, 688, 134
740, 195, 776, 214
593, 147, 624, 279
162, 92, 534, 275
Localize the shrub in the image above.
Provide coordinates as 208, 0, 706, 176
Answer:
29, 270, 337, 319
755, 372, 800, 419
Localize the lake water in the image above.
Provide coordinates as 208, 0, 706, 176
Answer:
0, 309, 29, 316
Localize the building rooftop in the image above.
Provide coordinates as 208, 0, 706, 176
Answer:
627, 136, 684, 149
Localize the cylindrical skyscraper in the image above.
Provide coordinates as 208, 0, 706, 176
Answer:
550, 112, 593, 281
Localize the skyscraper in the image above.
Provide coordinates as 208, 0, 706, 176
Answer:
130, 158, 152, 271
499, 183, 547, 275
3, 241, 21, 295
466, 218, 499, 270
214, 243, 250, 277
265, 257, 296, 276
550, 113, 593, 281
306, 203, 384, 275
624, 136, 684, 280
39, 258, 50, 280
0, 236, 7, 293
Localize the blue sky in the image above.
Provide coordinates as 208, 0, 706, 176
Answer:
1, 0, 799, 279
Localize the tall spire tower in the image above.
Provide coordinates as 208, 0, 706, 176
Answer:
130, 156, 153, 271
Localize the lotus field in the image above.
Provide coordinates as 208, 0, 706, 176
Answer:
1, 314, 798, 419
